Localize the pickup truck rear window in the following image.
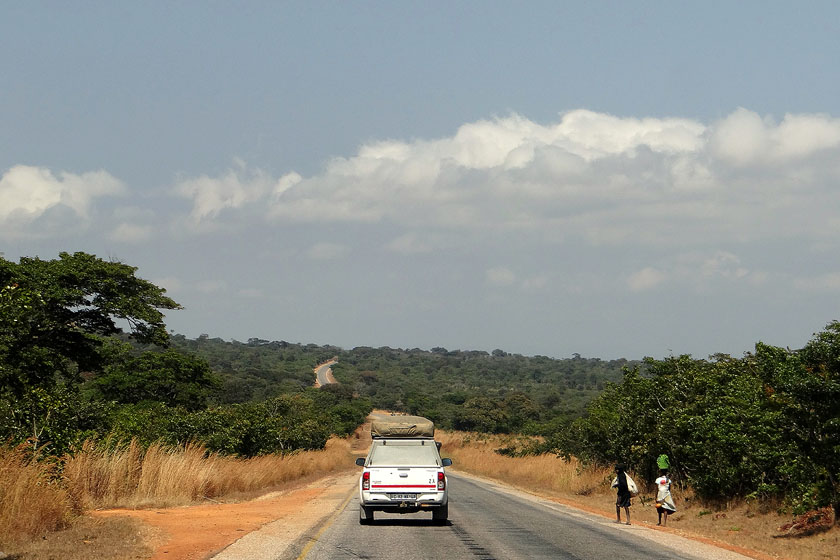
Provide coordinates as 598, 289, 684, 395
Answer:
368, 445, 441, 466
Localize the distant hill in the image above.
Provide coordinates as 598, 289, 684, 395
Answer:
171, 335, 638, 434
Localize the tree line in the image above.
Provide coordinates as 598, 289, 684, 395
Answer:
178, 338, 637, 435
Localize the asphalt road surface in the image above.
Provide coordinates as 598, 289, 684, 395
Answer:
295, 473, 752, 560
315, 360, 337, 386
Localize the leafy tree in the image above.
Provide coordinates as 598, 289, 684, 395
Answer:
0, 252, 180, 397
454, 396, 510, 433
757, 322, 840, 522
0, 252, 180, 452
550, 354, 789, 501
652, 354, 786, 498
87, 342, 220, 411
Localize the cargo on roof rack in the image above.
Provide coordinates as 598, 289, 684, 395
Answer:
370, 415, 435, 438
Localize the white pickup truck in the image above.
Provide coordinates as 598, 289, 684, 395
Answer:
355, 416, 452, 524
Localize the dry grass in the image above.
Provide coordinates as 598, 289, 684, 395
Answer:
5, 516, 159, 560
63, 437, 354, 509
0, 445, 76, 547
438, 430, 840, 560
0, 436, 354, 553
436, 431, 611, 496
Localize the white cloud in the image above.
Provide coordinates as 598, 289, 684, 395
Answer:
486, 267, 517, 287
627, 267, 667, 292
109, 222, 154, 243
628, 252, 763, 293
698, 251, 749, 279
175, 164, 275, 225
163, 108, 840, 258
794, 272, 840, 292
0, 165, 125, 230
710, 108, 840, 166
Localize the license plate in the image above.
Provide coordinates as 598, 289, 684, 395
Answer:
390, 493, 417, 500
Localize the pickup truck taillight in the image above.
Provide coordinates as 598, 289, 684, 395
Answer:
437, 471, 445, 490
362, 471, 370, 490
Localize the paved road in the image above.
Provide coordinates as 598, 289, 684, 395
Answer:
295, 473, 752, 560
315, 360, 337, 386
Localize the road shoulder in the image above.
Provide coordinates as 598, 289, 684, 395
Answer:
449, 470, 771, 560
210, 472, 357, 560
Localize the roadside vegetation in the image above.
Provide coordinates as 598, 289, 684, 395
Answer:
0, 437, 355, 555
0, 252, 369, 552
439, 430, 839, 560
545, 326, 840, 522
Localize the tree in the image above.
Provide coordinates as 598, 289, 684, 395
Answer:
0, 252, 180, 452
454, 397, 509, 433
757, 322, 840, 522
0, 252, 180, 397
87, 343, 220, 411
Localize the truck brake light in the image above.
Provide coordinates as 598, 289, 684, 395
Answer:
362, 471, 370, 490
437, 471, 445, 490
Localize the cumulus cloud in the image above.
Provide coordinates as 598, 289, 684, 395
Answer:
486, 267, 517, 287
174, 163, 276, 225
628, 267, 667, 292
109, 222, 155, 243
710, 108, 840, 165
0, 165, 125, 233
165, 108, 840, 260
698, 251, 749, 279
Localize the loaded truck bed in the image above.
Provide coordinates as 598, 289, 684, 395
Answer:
356, 416, 452, 524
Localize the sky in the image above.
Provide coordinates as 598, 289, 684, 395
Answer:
2, 2, 840, 360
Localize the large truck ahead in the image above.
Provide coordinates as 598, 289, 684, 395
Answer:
355, 415, 452, 524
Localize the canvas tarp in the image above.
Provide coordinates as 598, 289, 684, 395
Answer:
370, 415, 435, 438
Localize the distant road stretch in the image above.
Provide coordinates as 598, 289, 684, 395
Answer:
314, 360, 338, 387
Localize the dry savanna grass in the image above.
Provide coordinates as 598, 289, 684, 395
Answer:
63, 436, 354, 510
438, 430, 840, 560
436, 430, 611, 496
0, 445, 75, 547
0, 436, 354, 554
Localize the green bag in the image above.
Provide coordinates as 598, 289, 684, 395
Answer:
657, 454, 670, 469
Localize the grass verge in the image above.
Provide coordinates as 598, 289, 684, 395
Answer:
0, 437, 354, 558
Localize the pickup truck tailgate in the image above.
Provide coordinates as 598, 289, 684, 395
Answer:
368, 467, 439, 492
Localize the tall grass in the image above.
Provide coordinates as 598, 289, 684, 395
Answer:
0, 445, 74, 546
437, 431, 613, 497
64, 437, 353, 509
0, 437, 353, 546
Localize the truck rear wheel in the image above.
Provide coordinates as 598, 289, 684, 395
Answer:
432, 504, 448, 524
359, 505, 374, 524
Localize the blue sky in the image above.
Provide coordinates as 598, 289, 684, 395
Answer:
3, 2, 840, 359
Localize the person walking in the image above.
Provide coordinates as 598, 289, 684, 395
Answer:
654, 469, 677, 526
611, 464, 636, 525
